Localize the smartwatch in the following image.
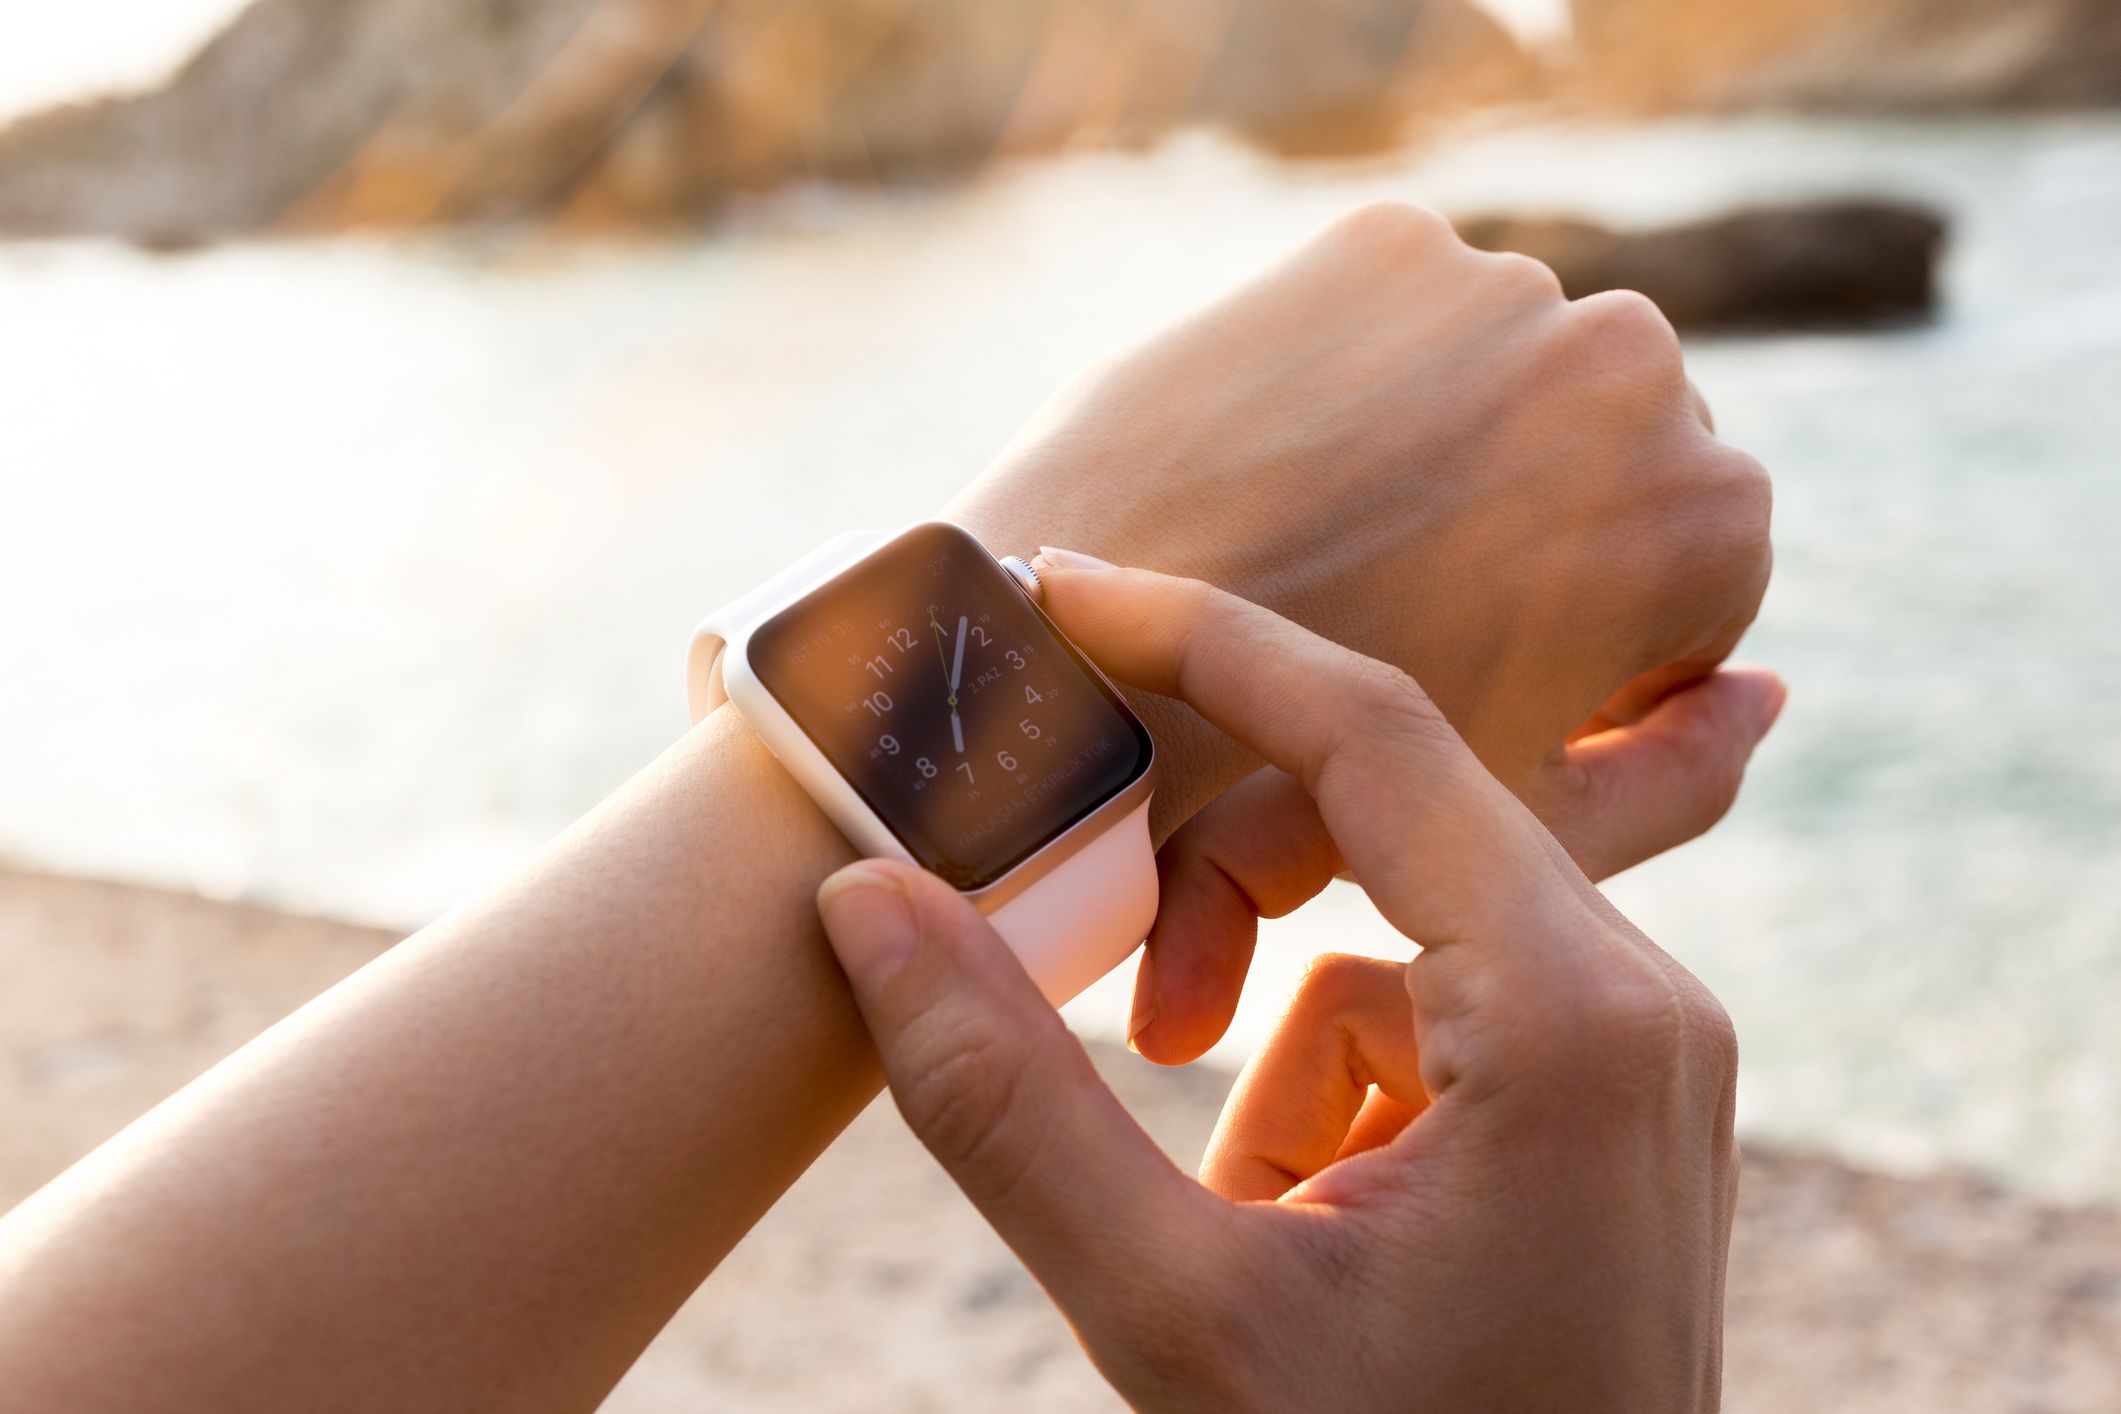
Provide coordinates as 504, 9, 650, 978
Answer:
686, 521, 1158, 1004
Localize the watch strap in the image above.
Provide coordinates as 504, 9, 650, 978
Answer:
687, 530, 890, 722
987, 796, 1157, 1004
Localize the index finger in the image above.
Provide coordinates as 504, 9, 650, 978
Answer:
1035, 559, 1583, 949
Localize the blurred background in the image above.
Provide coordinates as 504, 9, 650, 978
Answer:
2, 1, 2119, 1409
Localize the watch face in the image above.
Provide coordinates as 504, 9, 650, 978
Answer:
748, 523, 1153, 891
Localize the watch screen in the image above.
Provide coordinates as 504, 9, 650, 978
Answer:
748, 523, 1152, 890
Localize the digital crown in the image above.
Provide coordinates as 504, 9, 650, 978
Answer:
997, 554, 1044, 606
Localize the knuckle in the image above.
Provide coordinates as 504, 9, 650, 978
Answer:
1164, 573, 1227, 633
1571, 287, 1685, 373
1576, 286, 1677, 340
1683, 979, 1741, 1084
1341, 660, 1459, 767
1681, 444, 1775, 605
1342, 657, 1443, 736
892, 1009, 1033, 1174
1562, 951, 1688, 1069
1295, 951, 1396, 1017
1312, 656, 1482, 809
1484, 249, 1566, 302
1550, 949, 1739, 1099
1724, 447, 1776, 553
1324, 199, 1455, 264
1175, 572, 1230, 620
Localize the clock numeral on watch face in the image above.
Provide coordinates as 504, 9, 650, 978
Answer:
862, 691, 894, 717
1005, 650, 1026, 670
956, 761, 976, 784
888, 628, 916, 653
866, 654, 894, 679
1024, 684, 1044, 704
1019, 718, 1041, 740
971, 626, 992, 649
997, 750, 1018, 772
917, 757, 938, 779
878, 734, 900, 756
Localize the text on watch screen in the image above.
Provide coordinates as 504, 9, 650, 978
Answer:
748, 524, 1150, 890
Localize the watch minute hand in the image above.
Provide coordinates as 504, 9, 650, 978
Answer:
928, 610, 955, 706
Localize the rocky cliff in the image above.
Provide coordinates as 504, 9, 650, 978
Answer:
1570, 0, 2121, 112
6, 0, 2117, 245
0, 0, 1529, 243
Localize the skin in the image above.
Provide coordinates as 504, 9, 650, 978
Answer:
820, 564, 1765, 1413
0, 204, 1771, 1412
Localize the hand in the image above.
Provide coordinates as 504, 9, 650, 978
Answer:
817, 567, 1748, 1413
1039, 550, 1784, 1062
946, 200, 1772, 882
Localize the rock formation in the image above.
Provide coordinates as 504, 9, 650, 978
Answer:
1569, 0, 2121, 112
5, 0, 2112, 244
1456, 201, 1949, 331
0, 0, 1531, 243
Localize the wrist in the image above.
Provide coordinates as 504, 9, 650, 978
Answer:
947, 483, 1328, 840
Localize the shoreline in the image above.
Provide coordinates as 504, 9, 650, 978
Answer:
4, 864, 2117, 1410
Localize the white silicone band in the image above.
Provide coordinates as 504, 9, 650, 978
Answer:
687, 530, 890, 720
986, 797, 1158, 1004
687, 527, 1159, 1004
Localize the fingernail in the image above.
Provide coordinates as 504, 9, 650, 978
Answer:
1035, 545, 1117, 572
817, 864, 920, 990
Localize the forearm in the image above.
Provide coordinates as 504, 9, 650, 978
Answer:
0, 712, 874, 1412
0, 648, 1247, 1414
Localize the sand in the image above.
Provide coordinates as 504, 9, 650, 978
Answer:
4, 865, 2118, 1411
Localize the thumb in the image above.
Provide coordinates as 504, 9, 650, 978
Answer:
1539, 667, 1787, 881
817, 860, 1216, 1311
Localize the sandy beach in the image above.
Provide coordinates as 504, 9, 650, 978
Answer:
5, 863, 2117, 1411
